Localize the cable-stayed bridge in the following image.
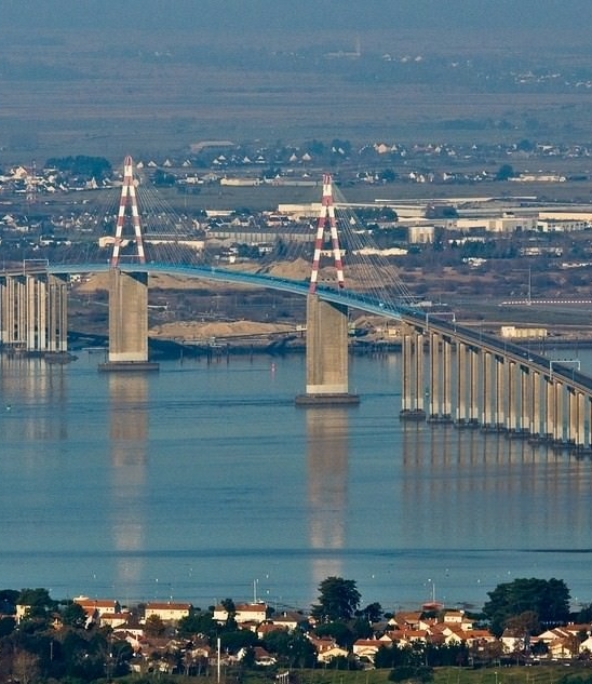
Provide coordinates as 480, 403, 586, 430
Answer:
2, 157, 592, 449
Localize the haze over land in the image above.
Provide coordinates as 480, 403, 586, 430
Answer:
4, 1, 592, 161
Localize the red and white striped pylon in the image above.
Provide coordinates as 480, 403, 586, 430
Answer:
110, 155, 146, 268
309, 173, 345, 294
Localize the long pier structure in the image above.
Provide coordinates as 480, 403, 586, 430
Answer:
399, 310, 592, 449
0, 267, 68, 355
1, 162, 592, 448
2, 259, 591, 449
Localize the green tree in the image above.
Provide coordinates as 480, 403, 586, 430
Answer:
358, 601, 383, 623
263, 630, 316, 668
17, 587, 55, 623
311, 576, 361, 623
144, 614, 166, 637
45, 155, 112, 180
314, 621, 354, 648
496, 163, 516, 181
220, 597, 237, 628
503, 610, 541, 638
0, 617, 16, 637
483, 577, 570, 636
0, 589, 19, 613
177, 609, 216, 637
60, 601, 87, 629
219, 628, 257, 653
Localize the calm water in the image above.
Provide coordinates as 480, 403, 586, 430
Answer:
2, 349, 592, 613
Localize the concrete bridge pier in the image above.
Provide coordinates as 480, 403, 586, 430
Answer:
468, 346, 480, 426
567, 387, 584, 448
427, 331, 453, 423
442, 335, 453, 421
2, 275, 28, 349
0, 275, 16, 346
543, 376, 555, 442
25, 275, 45, 351
455, 341, 468, 425
528, 370, 542, 442
400, 323, 425, 420
47, 274, 68, 353
553, 380, 564, 446
481, 351, 492, 429
99, 269, 158, 372
494, 355, 506, 431
0, 273, 67, 354
506, 360, 519, 434
518, 365, 531, 436
295, 294, 359, 405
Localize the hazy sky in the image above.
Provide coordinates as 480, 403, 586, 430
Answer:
3, 0, 592, 32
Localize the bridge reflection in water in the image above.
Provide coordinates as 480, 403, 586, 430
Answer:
109, 373, 148, 592
306, 408, 349, 591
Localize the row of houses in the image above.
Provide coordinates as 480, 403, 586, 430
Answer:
14, 595, 592, 667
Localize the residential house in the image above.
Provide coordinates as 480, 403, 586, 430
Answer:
270, 611, 306, 632
353, 638, 382, 662
316, 644, 349, 664
145, 602, 192, 623
391, 611, 423, 630
100, 611, 132, 629
214, 602, 267, 625
73, 597, 121, 623
500, 628, 525, 654
443, 611, 474, 630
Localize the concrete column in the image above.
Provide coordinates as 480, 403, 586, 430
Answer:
589, 397, 592, 449
544, 377, 554, 440
100, 269, 157, 371
568, 388, 582, 446
520, 366, 530, 434
401, 324, 413, 412
415, 332, 425, 412
400, 326, 425, 419
531, 370, 541, 438
48, 274, 68, 353
482, 351, 491, 427
0, 276, 10, 344
494, 355, 505, 429
553, 381, 564, 444
15, 275, 27, 348
456, 342, 467, 424
506, 361, 516, 432
443, 336, 453, 419
296, 294, 358, 404
26, 275, 47, 352
429, 331, 440, 419
578, 391, 586, 448
469, 346, 480, 425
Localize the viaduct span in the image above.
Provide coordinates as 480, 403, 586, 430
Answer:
1, 163, 592, 449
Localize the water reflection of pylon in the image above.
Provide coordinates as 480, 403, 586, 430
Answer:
109, 373, 148, 588
307, 408, 349, 591
110, 155, 146, 268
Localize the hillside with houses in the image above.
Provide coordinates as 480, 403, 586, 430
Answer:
1, 577, 592, 683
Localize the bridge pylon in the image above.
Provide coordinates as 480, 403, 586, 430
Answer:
296, 174, 359, 406
100, 156, 157, 372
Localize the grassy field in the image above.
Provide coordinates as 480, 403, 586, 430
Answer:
161, 666, 588, 684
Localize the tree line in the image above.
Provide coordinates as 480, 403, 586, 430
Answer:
0, 576, 587, 683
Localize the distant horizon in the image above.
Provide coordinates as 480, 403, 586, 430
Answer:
3, 0, 592, 33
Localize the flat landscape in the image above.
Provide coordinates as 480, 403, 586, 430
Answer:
4, 24, 592, 164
